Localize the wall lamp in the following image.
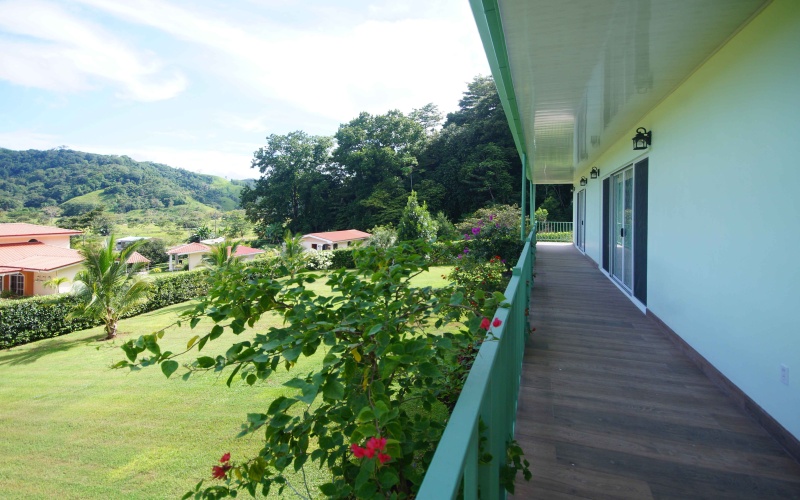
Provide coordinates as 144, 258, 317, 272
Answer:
579, 177, 588, 186
632, 127, 652, 150
590, 167, 600, 179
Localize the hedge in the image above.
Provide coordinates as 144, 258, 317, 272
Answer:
330, 248, 356, 269
0, 269, 210, 349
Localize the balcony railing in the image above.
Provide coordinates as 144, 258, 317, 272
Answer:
535, 221, 573, 242
417, 225, 536, 499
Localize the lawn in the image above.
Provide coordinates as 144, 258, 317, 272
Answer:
0, 267, 453, 499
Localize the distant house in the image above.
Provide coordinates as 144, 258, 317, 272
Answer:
0, 223, 83, 296
125, 251, 151, 272
115, 236, 150, 251
166, 242, 265, 271
299, 230, 371, 251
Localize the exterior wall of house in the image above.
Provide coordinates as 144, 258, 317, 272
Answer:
572, 0, 800, 439
187, 253, 204, 270
0, 234, 73, 248
32, 264, 82, 295
300, 237, 367, 251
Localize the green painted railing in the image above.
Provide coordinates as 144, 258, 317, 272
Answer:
417, 226, 536, 499
536, 221, 573, 242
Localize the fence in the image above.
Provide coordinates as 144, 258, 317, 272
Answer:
417, 225, 536, 499
535, 221, 573, 242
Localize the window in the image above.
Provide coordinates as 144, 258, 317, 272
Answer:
10, 274, 24, 296
333, 243, 339, 249
312, 244, 318, 250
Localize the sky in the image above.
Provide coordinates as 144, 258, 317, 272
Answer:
0, 0, 491, 179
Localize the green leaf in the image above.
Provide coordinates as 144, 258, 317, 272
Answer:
161, 360, 179, 378
354, 458, 376, 490
226, 364, 242, 387
356, 406, 375, 423
367, 324, 382, 336
210, 324, 224, 339
322, 378, 345, 401
418, 362, 442, 378
196, 356, 216, 368
282, 345, 302, 362
319, 483, 337, 496
190, 317, 201, 329
449, 291, 464, 306
379, 468, 399, 489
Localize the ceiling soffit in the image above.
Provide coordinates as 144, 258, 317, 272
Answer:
496, 0, 768, 184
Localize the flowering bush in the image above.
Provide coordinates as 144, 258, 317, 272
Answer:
448, 255, 508, 300
118, 241, 510, 499
455, 204, 527, 263
305, 249, 333, 271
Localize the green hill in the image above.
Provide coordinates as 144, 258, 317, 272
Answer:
0, 147, 248, 214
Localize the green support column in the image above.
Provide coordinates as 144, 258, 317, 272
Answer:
529, 180, 535, 228
520, 153, 527, 240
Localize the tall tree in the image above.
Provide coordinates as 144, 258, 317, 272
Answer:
332, 110, 426, 228
71, 236, 151, 340
241, 132, 335, 234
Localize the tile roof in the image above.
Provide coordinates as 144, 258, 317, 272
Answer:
125, 251, 151, 264
166, 242, 211, 255
232, 245, 265, 256
0, 223, 82, 238
302, 230, 371, 243
0, 242, 84, 271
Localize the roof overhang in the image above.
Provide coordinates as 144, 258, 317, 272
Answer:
471, 0, 769, 184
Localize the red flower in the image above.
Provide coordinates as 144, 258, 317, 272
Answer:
367, 436, 387, 452
220, 452, 231, 463
351, 444, 367, 458
365, 447, 376, 459
492, 318, 502, 328
378, 452, 391, 464
211, 464, 231, 480
480, 317, 490, 330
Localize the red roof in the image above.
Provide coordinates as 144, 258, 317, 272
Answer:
0, 241, 84, 271
0, 223, 82, 238
125, 251, 151, 264
166, 242, 211, 255
302, 230, 371, 243
232, 245, 264, 257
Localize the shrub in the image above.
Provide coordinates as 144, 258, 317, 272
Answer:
306, 250, 333, 271
366, 225, 397, 249
397, 191, 437, 242
0, 269, 211, 349
448, 255, 509, 299
330, 248, 356, 269
536, 231, 573, 242
428, 240, 462, 265
456, 205, 526, 264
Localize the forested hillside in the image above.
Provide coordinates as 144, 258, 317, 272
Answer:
241, 75, 572, 237
0, 148, 245, 213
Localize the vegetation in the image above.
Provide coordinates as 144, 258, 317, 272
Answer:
0, 148, 244, 213
396, 191, 436, 242
118, 242, 504, 499
71, 237, 152, 340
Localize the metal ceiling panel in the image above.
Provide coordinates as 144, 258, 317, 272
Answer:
494, 0, 768, 183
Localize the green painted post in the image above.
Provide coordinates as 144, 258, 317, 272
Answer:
529, 180, 535, 227
520, 153, 527, 240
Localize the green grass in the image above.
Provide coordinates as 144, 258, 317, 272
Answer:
0, 267, 452, 499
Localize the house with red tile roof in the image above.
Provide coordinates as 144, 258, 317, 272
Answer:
166, 242, 265, 271
300, 230, 371, 251
0, 223, 84, 296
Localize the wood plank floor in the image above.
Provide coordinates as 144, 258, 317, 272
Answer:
512, 243, 800, 499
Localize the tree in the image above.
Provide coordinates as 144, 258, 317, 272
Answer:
241, 132, 335, 234
221, 210, 250, 239
333, 110, 426, 228
136, 238, 169, 265
397, 191, 437, 242
410, 103, 443, 135
280, 230, 306, 279
204, 240, 241, 269
43, 276, 70, 294
71, 236, 151, 340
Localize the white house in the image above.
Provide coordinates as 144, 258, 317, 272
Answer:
166, 242, 265, 271
472, 0, 799, 456
299, 230, 371, 251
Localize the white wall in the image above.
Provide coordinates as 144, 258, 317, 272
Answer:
32, 264, 82, 295
575, 0, 800, 439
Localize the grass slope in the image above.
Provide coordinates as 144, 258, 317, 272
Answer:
0, 267, 452, 499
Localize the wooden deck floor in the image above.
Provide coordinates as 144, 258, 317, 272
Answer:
513, 243, 800, 499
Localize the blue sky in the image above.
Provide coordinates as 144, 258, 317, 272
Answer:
0, 0, 490, 179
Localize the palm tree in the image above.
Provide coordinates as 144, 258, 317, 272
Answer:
71, 235, 151, 340
281, 230, 306, 278
43, 276, 70, 294
204, 240, 241, 269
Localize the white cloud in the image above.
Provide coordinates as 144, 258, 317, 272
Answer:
0, 130, 63, 150
0, 0, 187, 101
72, 0, 489, 119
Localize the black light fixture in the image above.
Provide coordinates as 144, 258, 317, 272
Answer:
590, 167, 600, 179
632, 127, 652, 150
579, 177, 587, 186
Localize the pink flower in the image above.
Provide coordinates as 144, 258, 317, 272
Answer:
212, 464, 231, 480
367, 436, 387, 452
471, 227, 480, 235
480, 317, 490, 330
492, 318, 502, 328
378, 453, 391, 464
351, 444, 367, 458
220, 453, 231, 463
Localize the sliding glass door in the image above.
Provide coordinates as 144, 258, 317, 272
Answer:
611, 166, 634, 291
576, 189, 586, 252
